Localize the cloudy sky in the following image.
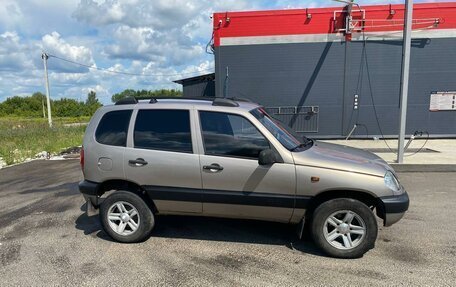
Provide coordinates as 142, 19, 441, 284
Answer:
0, 0, 435, 104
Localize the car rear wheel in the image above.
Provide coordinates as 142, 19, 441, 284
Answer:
311, 198, 377, 258
100, 191, 154, 243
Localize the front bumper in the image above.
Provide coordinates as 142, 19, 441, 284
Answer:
378, 191, 410, 227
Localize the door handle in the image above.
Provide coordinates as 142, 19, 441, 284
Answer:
203, 163, 224, 172
129, 158, 148, 166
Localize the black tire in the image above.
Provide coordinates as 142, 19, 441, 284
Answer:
311, 198, 378, 258
100, 191, 154, 243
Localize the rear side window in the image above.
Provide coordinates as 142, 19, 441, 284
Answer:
134, 109, 192, 153
199, 111, 269, 159
95, 110, 132, 147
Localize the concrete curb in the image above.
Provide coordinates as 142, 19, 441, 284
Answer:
391, 164, 456, 172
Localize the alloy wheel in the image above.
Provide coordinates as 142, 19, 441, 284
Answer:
323, 210, 366, 250
107, 201, 140, 236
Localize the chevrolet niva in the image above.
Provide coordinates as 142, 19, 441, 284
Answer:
79, 97, 409, 258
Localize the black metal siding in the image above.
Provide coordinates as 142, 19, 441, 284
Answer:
182, 81, 215, 98
215, 37, 456, 137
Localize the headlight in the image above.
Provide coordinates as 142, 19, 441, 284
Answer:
384, 171, 401, 193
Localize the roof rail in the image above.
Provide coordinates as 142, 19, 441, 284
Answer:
229, 97, 252, 103
212, 98, 239, 107
115, 97, 138, 105
145, 96, 251, 107
149, 96, 213, 103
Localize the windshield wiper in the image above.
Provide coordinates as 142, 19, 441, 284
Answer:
292, 138, 313, 151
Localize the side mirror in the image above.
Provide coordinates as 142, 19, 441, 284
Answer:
258, 149, 277, 166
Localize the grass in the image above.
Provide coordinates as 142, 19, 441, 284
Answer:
0, 116, 89, 165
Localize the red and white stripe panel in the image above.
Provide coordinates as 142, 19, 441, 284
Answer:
213, 2, 456, 46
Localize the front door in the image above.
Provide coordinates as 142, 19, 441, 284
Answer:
124, 108, 202, 213
197, 111, 296, 222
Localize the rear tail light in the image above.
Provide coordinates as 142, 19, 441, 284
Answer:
80, 146, 85, 171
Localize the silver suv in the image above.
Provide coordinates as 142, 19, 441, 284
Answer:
79, 97, 409, 258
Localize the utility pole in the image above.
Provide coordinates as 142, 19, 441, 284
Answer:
41, 52, 53, 128
223, 66, 229, 98
397, 0, 413, 163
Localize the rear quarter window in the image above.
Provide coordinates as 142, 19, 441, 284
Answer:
95, 110, 132, 147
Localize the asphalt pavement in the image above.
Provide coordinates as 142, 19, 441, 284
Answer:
0, 160, 455, 286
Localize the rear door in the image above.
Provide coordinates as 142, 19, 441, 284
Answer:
124, 108, 202, 213
197, 110, 296, 222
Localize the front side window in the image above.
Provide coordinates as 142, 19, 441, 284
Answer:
199, 111, 269, 159
95, 110, 132, 147
134, 109, 192, 153
250, 108, 312, 151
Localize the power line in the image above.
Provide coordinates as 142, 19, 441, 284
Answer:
47, 54, 215, 78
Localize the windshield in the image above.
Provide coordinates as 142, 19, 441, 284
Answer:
250, 108, 313, 151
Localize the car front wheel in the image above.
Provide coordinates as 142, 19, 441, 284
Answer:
100, 191, 154, 243
311, 198, 378, 258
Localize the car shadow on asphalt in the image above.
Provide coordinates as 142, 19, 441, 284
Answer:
75, 204, 327, 257
74, 203, 115, 242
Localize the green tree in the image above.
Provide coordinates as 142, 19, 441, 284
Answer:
111, 89, 137, 103
32, 92, 46, 118
0, 91, 104, 118
86, 91, 98, 105
84, 91, 102, 115
0, 101, 5, 117
0, 94, 42, 117
53, 98, 84, 117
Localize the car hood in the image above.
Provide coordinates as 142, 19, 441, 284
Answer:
292, 141, 392, 177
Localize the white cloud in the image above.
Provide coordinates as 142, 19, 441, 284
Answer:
74, 0, 265, 65
73, 0, 206, 28
1, 1, 83, 37
0, 31, 35, 72
180, 60, 214, 76
41, 32, 95, 73
15, 77, 43, 88
83, 84, 110, 97
0, 1, 24, 30
61, 85, 105, 101
63, 84, 110, 101
73, 0, 126, 26
104, 25, 204, 66
49, 72, 96, 87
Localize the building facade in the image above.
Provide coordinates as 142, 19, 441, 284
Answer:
173, 73, 215, 98
210, 2, 456, 138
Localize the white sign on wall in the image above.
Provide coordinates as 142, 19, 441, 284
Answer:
429, 92, 456, 111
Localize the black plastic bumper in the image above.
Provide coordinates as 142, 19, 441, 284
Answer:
79, 180, 100, 196
377, 191, 409, 226
79, 180, 101, 210
379, 192, 410, 214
